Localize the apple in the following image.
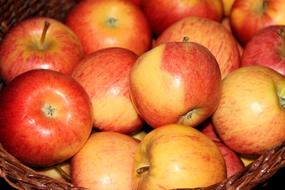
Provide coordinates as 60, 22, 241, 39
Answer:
230, 0, 285, 46
130, 41, 222, 128
0, 69, 93, 167
222, 0, 235, 16
155, 16, 241, 79
241, 25, 285, 76
65, 0, 152, 55
72, 47, 143, 134
0, 17, 83, 83
200, 122, 245, 177
133, 124, 226, 189
71, 132, 139, 190
129, 0, 142, 6
141, 0, 224, 35
212, 65, 285, 155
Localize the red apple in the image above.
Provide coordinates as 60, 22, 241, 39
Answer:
133, 124, 226, 189
129, 0, 142, 6
0, 69, 93, 167
200, 122, 245, 177
72, 47, 143, 134
65, 0, 152, 55
241, 25, 285, 76
230, 0, 285, 46
142, 0, 224, 35
212, 66, 285, 155
71, 132, 139, 190
155, 16, 241, 79
130, 42, 222, 128
0, 17, 83, 83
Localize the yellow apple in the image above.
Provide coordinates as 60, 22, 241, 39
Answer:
213, 65, 285, 155
133, 124, 226, 189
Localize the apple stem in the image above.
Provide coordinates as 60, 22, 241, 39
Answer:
136, 166, 149, 174
182, 36, 190, 43
41, 21, 50, 46
55, 165, 71, 182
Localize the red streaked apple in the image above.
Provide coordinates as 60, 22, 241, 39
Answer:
72, 47, 143, 134
212, 65, 285, 155
71, 132, 139, 190
0, 17, 83, 83
230, 0, 285, 46
130, 41, 222, 128
155, 16, 241, 79
241, 25, 285, 76
133, 124, 226, 189
0, 69, 93, 167
65, 0, 152, 55
141, 0, 224, 35
200, 122, 245, 177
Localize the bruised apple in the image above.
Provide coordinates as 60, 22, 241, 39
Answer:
133, 124, 226, 189
130, 41, 221, 128
72, 47, 143, 134
0, 69, 93, 167
71, 132, 139, 190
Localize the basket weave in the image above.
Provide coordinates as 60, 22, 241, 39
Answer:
0, 0, 285, 190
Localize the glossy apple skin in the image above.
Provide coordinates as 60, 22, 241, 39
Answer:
155, 16, 241, 79
142, 0, 223, 35
0, 69, 93, 167
222, 0, 235, 16
212, 66, 285, 155
72, 47, 143, 134
71, 132, 139, 190
201, 122, 245, 177
241, 25, 285, 76
230, 0, 285, 46
130, 42, 222, 128
133, 124, 226, 189
65, 0, 152, 55
0, 17, 83, 83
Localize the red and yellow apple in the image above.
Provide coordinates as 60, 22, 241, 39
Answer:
0, 69, 93, 167
72, 47, 143, 134
155, 16, 241, 79
230, 0, 285, 45
65, 0, 152, 55
212, 66, 285, 155
141, 0, 224, 35
130, 41, 222, 128
241, 25, 285, 76
0, 17, 83, 83
71, 132, 139, 190
133, 124, 226, 189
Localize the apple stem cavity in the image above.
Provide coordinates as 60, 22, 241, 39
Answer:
279, 95, 285, 108
40, 21, 50, 48
106, 17, 117, 28
136, 166, 149, 174
182, 36, 190, 42
42, 104, 57, 118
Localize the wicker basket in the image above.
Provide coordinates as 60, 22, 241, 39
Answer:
0, 0, 285, 190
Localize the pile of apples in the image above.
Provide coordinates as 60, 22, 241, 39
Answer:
0, 0, 285, 189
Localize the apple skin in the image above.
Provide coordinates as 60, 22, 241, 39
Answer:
130, 42, 222, 128
230, 0, 285, 46
155, 16, 241, 79
141, 0, 224, 35
200, 122, 245, 177
72, 47, 143, 134
0, 69, 93, 167
222, 0, 235, 16
71, 132, 139, 190
241, 25, 285, 76
65, 0, 152, 55
212, 65, 285, 155
133, 124, 226, 189
0, 17, 83, 83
